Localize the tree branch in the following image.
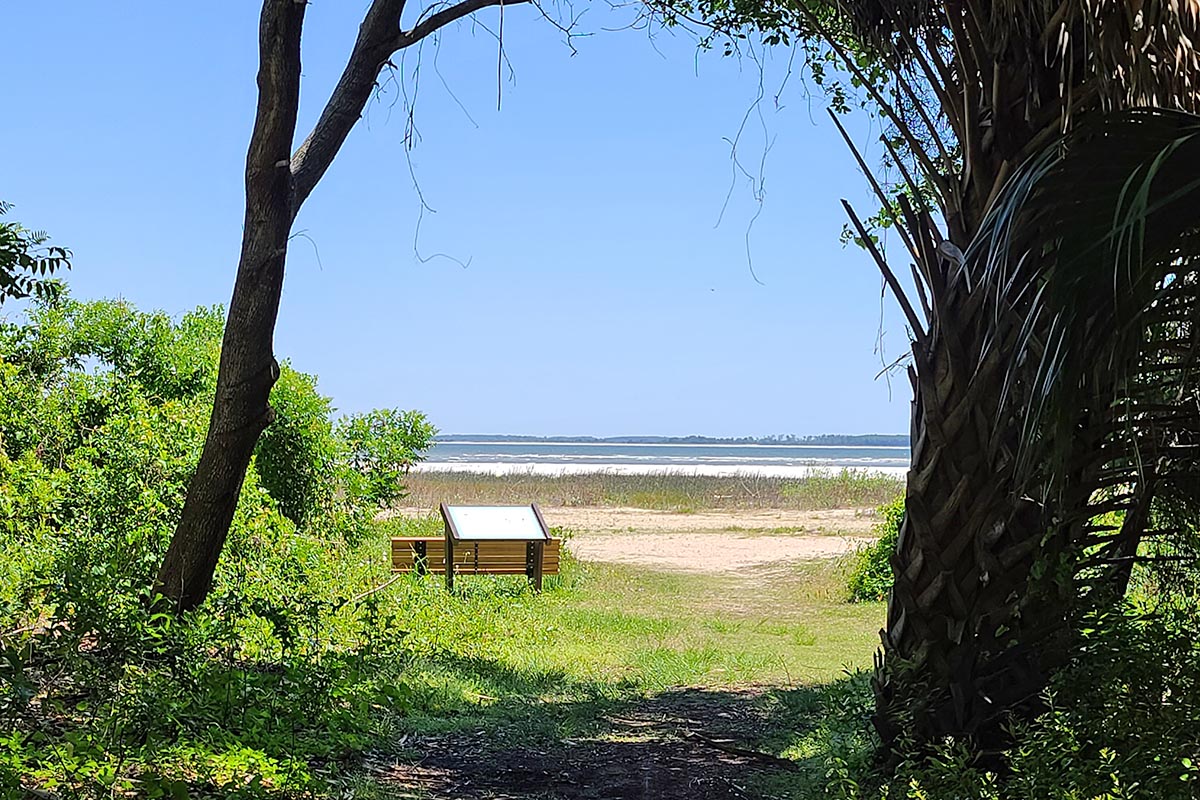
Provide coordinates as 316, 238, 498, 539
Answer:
291, 0, 408, 213
842, 199, 928, 344
397, 0, 530, 49
290, 0, 531, 215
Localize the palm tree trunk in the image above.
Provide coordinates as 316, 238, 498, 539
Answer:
871, 242, 1067, 756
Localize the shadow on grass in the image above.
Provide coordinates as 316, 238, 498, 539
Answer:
367, 649, 874, 800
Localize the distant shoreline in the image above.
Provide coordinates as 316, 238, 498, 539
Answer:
413, 462, 909, 478
435, 441, 909, 451
436, 433, 910, 447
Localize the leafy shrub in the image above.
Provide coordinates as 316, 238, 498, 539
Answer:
254, 364, 339, 526
1002, 607, 1200, 800
0, 200, 70, 303
848, 493, 903, 602
864, 606, 1200, 800
0, 294, 437, 796
338, 407, 437, 507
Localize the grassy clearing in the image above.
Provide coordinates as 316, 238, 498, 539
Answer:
5, 507, 883, 798
403, 469, 903, 512
376, 516, 881, 704
362, 516, 885, 797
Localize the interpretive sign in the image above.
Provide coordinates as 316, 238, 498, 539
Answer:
441, 504, 550, 542
438, 503, 552, 590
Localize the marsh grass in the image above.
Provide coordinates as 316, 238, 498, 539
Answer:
403, 469, 903, 512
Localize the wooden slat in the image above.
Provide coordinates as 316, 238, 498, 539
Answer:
390, 537, 563, 576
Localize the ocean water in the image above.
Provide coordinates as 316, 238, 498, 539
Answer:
418, 440, 911, 478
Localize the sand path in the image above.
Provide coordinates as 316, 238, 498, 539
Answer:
540, 506, 876, 573
566, 531, 871, 572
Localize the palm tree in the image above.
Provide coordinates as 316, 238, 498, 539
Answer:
817, 2, 1200, 755
657, 0, 1200, 754
882, 107, 1200, 755
826, 2, 1200, 755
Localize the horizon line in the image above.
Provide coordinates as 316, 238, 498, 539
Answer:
436, 432, 910, 440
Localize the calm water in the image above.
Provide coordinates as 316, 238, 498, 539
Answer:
420, 441, 911, 477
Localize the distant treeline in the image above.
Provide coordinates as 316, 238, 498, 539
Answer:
436, 433, 910, 447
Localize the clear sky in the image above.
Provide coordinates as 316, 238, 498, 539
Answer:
2, 2, 912, 438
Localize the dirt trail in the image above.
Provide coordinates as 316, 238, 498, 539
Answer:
368, 687, 815, 800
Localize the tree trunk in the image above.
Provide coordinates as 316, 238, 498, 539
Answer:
154, 0, 528, 611
871, 238, 1070, 758
154, 0, 305, 611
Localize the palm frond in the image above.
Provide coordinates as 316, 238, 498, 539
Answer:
967, 108, 1200, 608
972, 108, 1200, 472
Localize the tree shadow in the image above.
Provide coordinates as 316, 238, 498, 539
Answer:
365, 650, 862, 800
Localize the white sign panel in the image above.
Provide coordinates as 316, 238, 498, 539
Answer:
443, 504, 548, 541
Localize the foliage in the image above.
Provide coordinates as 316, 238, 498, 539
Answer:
848, 494, 902, 602
0, 294, 438, 796
0, 290, 884, 796
338, 408, 437, 508
0, 289, 879, 795
862, 608, 1200, 800
745, 609, 1200, 800
254, 364, 339, 526
0, 201, 71, 304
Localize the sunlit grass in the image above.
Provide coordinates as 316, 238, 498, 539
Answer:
373, 516, 884, 736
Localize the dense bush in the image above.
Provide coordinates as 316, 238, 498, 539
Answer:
338, 407, 438, 507
848, 493, 903, 602
254, 364, 339, 526
0, 295, 436, 796
796, 608, 1200, 800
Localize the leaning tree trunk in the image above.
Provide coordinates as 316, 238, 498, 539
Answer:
154, 0, 529, 610
154, 0, 304, 610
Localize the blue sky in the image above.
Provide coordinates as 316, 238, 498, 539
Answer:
2, 2, 912, 437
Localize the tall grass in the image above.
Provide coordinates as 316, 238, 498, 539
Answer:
403, 469, 903, 512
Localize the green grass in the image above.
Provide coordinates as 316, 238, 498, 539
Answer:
375, 516, 883, 734
403, 468, 903, 512
359, 517, 885, 798
360, 515, 888, 796
4, 512, 885, 798
722, 524, 813, 535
